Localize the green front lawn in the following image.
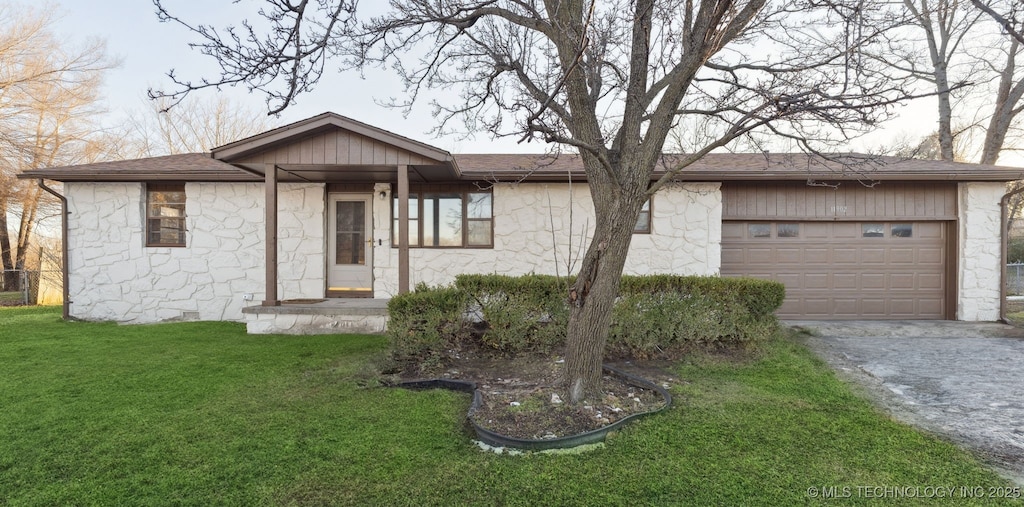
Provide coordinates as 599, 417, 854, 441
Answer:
0, 291, 23, 304
0, 307, 1016, 505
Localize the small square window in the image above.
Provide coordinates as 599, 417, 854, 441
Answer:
891, 224, 913, 238
862, 223, 884, 238
777, 223, 799, 238
748, 223, 771, 238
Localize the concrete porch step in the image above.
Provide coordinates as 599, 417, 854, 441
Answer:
241, 298, 389, 334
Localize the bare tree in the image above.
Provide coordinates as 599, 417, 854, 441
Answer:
970, 0, 1024, 45
153, 0, 920, 402
112, 95, 280, 158
0, 5, 111, 291
891, 0, 981, 161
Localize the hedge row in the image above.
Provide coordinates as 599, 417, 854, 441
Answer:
386, 274, 785, 363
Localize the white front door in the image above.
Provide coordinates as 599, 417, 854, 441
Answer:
327, 194, 373, 296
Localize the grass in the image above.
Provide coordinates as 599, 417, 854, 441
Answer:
0, 306, 1018, 505
0, 291, 23, 304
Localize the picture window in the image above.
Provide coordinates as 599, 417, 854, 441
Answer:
392, 189, 493, 248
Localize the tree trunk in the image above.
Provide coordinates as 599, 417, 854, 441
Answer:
0, 201, 17, 291
981, 39, 1023, 165
934, 67, 956, 162
563, 180, 647, 404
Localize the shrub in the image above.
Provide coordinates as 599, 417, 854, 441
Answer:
386, 284, 467, 364
455, 274, 569, 354
386, 274, 786, 363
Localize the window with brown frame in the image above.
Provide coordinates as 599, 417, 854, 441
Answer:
633, 199, 651, 234
146, 183, 186, 247
392, 189, 493, 247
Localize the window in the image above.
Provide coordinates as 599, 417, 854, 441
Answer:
146, 183, 186, 247
392, 190, 493, 247
891, 223, 913, 238
634, 199, 651, 234
748, 223, 771, 238
862, 223, 884, 238
777, 223, 800, 238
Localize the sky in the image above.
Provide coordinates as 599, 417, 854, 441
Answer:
46, 0, 1012, 164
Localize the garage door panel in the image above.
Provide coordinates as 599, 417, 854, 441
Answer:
890, 273, 915, 289
916, 222, 944, 239
861, 248, 886, 263
861, 273, 886, 289
889, 299, 916, 315
722, 222, 745, 239
889, 248, 915, 263
803, 223, 831, 239
860, 299, 886, 315
918, 298, 944, 315
918, 247, 943, 264
776, 248, 802, 263
721, 221, 947, 320
833, 249, 859, 263
918, 273, 943, 290
721, 248, 745, 264
804, 273, 829, 289
802, 248, 829, 263
833, 273, 858, 289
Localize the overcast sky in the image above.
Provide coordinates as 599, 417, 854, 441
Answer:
49, 0, 1000, 163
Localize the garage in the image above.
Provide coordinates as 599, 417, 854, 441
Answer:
720, 182, 957, 320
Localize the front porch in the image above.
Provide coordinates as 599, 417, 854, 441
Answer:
242, 298, 389, 335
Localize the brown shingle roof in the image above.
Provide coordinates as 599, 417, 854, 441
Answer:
19, 151, 1024, 183
453, 153, 1024, 182
19, 153, 260, 182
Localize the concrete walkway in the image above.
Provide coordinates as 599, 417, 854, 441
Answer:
791, 321, 1024, 485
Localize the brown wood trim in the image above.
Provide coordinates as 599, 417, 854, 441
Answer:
946, 220, 958, 320
722, 181, 959, 221
263, 164, 280, 306
327, 182, 375, 193
398, 165, 410, 294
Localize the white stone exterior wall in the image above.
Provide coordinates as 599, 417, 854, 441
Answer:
65, 182, 324, 323
957, 182, 1005, 321
372, 182, 722, 296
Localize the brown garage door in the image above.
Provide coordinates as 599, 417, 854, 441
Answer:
721, 221, 947, 319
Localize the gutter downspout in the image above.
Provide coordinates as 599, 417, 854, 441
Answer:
37, 179, 70, 320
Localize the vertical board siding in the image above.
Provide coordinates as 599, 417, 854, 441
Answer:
234, 129, 437, 166
722, 182, 956, 220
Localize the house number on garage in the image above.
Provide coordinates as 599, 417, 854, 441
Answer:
830, 206, 848, 214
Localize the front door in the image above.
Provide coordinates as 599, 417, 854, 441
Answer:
327, 194, 373, 297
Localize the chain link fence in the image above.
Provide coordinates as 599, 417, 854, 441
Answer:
1008, 264, 1024, 297
1, 269, 58, 306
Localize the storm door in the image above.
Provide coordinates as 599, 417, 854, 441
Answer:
327, 194, 373, 296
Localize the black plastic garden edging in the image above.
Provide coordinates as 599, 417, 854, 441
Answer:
398, 365, 672, 451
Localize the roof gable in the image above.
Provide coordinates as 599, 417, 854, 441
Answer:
211, 112, 454, 166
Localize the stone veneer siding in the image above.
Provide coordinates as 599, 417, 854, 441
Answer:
957, 182, 1005, 321
65, 182, 324, 323
65, 179, 1005, 323
372, 182, 723, 296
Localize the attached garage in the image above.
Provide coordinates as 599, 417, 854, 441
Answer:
721, 182, 958, 320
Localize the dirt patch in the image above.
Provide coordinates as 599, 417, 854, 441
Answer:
391, 352, 678, 440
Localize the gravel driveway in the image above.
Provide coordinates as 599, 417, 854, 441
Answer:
792, 321, 1024, 486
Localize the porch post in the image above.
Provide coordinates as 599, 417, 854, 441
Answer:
397, 164, 410, 294
263, 163, 280, 306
